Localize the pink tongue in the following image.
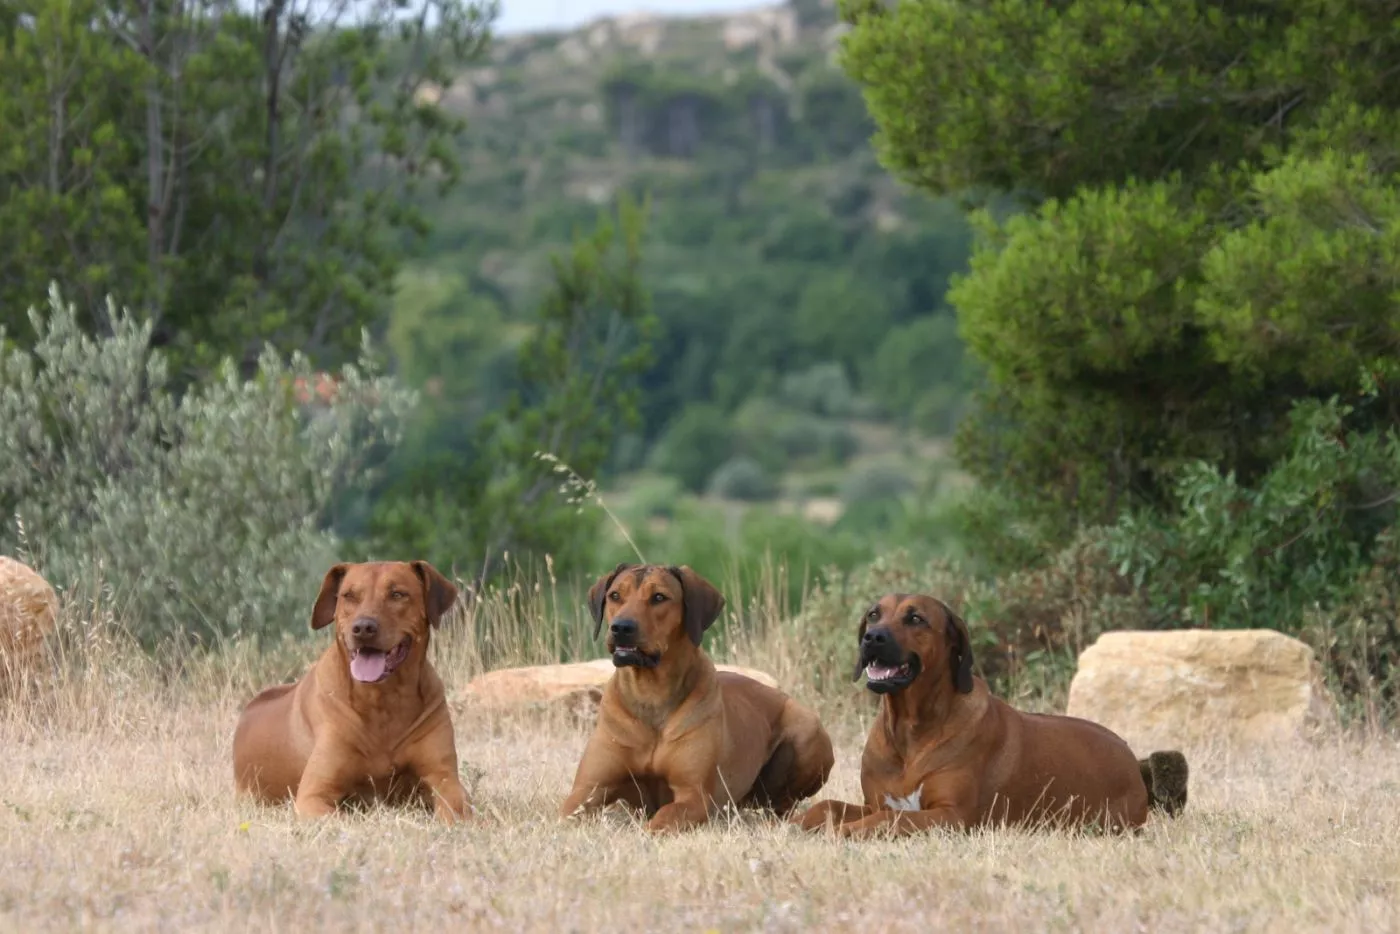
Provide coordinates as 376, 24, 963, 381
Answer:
351, 651, 388, 682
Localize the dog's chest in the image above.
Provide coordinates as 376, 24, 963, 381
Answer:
882, 786, 924, 812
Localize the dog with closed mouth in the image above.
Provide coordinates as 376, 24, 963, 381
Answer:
232, 560, 473, 822
793, 593, 1188, 837
560, 563, 835, 833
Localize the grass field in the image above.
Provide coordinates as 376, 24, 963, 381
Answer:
3, 606, 1398, 933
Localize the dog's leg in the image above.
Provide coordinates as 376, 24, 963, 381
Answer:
416, 766, 472, 824
560, 748, 636, 821
404, 731, 473, 824
646, 785, 710, 834
422, 774, 472, 823
293, 742, 357, 819
835, 806, 967, 839
791, 799, 872, 832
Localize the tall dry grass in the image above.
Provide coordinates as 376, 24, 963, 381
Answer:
3, 565, 1400, 932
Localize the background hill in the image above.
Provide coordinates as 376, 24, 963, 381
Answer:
376, 0, 982, 587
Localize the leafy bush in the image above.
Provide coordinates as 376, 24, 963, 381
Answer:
1106, 393, 1400, 695
865, 315, 966, 432
732, 397, 859, 468
841, 463, 915, 504
779, 362, 859, 418
0, 286, 412, 648
624, 474, 687, 519
647, 404, 733, 493
707, 457, 780, 502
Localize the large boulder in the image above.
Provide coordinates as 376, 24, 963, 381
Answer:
1066, 628, 1336, 750
456, 658, 781, 719
0, 556, 58, 690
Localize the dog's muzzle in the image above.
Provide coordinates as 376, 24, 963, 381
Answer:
607, 617, 660, 668
860, 627, 921, 694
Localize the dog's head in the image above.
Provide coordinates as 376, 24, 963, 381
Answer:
851, 593, 973, 696
310, 561, 458, 684
586, 563, 725, 669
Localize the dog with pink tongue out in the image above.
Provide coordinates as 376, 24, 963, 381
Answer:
233, 561, 474, 822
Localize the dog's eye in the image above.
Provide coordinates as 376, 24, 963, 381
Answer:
867, 608, 880, 621
906, 613, 925, 627
650, 592, 668, 604
341, 591, 360, 603
608, 590, 621, 603
389, 590, 408, 600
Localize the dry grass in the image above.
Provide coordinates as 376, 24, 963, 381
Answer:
3, 592, 1400, 933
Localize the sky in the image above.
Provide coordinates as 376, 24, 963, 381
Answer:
493, 0, 775, 34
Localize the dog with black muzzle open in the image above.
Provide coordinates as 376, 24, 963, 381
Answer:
560, 563, 835, 833
793, 593, 1188, 838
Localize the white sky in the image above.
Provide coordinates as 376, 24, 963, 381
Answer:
494, 0, 775, 34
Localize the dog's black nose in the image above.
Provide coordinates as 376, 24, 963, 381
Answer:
351, 617, 379, 640
862, 627, 890, 647
609, 618, 638, 643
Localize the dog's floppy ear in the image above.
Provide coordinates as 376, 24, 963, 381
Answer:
940, 600, 974, 694
412, 560, 459, 628
588, 563, 633, 639
667, 565, 725, 646
310, 563, 349, 631
851, 607, 875, 682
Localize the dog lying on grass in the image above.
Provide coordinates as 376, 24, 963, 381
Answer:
794, 593, 1188, 837
232, 561, 473, 822
561, 563, 834, 833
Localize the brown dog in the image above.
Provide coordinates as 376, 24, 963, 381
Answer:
232, 561, 472, 822
794, 594, 1188, 837
560, 563, 834, 833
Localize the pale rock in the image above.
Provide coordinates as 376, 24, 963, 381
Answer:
0, 556, 58, 690
1066, 629, 1337, 750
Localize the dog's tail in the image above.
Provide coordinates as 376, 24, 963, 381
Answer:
1138, 750, 1189, 817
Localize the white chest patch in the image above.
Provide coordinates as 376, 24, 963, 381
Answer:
883, 787, 923, 812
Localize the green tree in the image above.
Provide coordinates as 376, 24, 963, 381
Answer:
0, 0, 494, 375
648, 403, 734, 493
366, 197, 656, 581
840, 0, 1400, 529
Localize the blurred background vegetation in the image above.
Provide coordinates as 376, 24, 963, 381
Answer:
5, 0, 1400, 708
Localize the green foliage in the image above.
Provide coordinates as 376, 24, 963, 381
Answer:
0, 0, 493, 374
648, 404, 734, 493
779, 363, 860, 418
394, 19, 977, 501
1106, 396, 1400, 633
731, 397, 858, 469
366, 198, 656, 580
617, 499, 874, 613
838, 0, 1400, 200
841, 463, 914, 504
0, 286, 411, 647
707, 457, 780, 502
865, 314, 966, 430
843, 0, 1400, 540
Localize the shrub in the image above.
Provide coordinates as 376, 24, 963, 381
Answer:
707, 457, 779, 502
0, 286, 412, 648
779, 362, 857, 417
732, 396, 860, 468
647, 404, 732, 492
841, 463, 915, 504
1105, 394, 1400, 698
